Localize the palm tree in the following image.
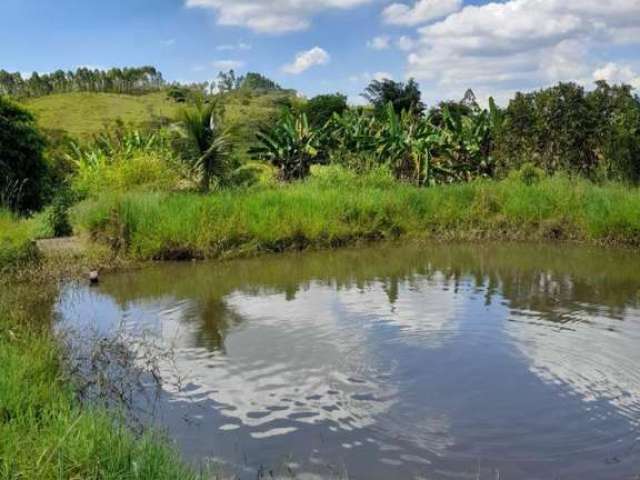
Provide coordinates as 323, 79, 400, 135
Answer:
177, 101, 230, 192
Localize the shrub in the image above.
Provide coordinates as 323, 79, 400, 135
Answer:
47, 193, 73, 237
0, 96, 48, 213
72, 150, 183, 197
69, 126, 185, 197
510, 162, 545, 186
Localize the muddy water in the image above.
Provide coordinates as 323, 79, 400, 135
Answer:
56, 243, 640, 479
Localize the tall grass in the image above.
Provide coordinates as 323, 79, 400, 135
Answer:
0, 284, 198, 479
74, 166, 640, 261
0, 209, 40, 272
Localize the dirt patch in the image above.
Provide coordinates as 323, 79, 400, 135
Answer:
36, 236, 86, 255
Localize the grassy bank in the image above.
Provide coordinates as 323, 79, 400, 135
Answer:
0, 210, 41, 272
74, 167, 640, 261
0, 283, 198, 479
0, 209, 118, 281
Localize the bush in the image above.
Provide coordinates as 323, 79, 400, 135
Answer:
509, 162, 545, 186
0, 96, 48, 213
47, 193, 73, 237
69, 126, 186, 197
72, 151, 183, 197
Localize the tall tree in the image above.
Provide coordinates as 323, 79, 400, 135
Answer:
240, 72, 282, 91
0, 66, 165, 99
305, 93, 348, 128
362, 78, 424, 116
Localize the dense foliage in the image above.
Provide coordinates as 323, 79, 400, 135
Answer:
254, 79, 640, 186
252, 112, 321, 180
65, 121, 182, 197
0, 66, 164, 98
216, 70, 284, 93
176, 101, 232, 192
0, 96, 47, 213
363, 78, 425, 116
496, 81, 640, 181
304, 93, 348, 128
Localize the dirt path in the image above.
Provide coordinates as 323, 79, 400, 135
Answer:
36, 236, 87, 256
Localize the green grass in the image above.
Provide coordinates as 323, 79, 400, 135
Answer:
0, 210, 41, 272
24, 92, 180, 138
23, 89, 293, 144
73, 166, 640, 261
0, 283, 198, 480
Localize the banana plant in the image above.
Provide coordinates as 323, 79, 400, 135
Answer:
324, 109, 378, 169
437, 101, 498, 182
252, 112, 321, 181
375, 103, 440, 186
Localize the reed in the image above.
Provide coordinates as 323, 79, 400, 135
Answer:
74, 166, 640, 262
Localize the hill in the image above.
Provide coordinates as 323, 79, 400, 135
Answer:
23, 90, 295, 151
24, 91, 180, 138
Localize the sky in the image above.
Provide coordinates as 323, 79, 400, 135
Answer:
1, 0, 639, 105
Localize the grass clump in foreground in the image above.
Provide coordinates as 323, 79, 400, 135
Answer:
74, 166, 640, 261
0, 286, 198, 479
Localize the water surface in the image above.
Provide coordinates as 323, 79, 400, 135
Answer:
57, 243, 640, 479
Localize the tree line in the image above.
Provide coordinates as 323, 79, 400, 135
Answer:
255, 78, 640, 185
0, 66, 164, 98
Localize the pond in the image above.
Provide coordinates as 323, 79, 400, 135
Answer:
56, 243, 640, 479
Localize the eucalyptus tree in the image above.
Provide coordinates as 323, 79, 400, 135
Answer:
0, 66, 165, 98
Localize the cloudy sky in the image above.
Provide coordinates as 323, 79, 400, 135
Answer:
1, 0, 639, 105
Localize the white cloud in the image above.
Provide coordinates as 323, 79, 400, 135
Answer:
185, 0, 373, 33
593, 63, 640, 89
161, 38, 176, 47
373, 71, 394, 81
367, 35, 391, 50
404, 0, 640, 105
212, 59, 246, 70
349, 71, 394, 84
216, 42, 251, 51
396, 35, 416, 51
383, 0, 462, 26
283, 47, 330, 74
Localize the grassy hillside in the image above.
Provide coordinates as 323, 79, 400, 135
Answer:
25, 92, 180, 138
221, 89, 294, 155
23, 90, 293, 151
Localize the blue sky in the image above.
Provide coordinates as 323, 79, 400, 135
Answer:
1, 0, 639, 105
